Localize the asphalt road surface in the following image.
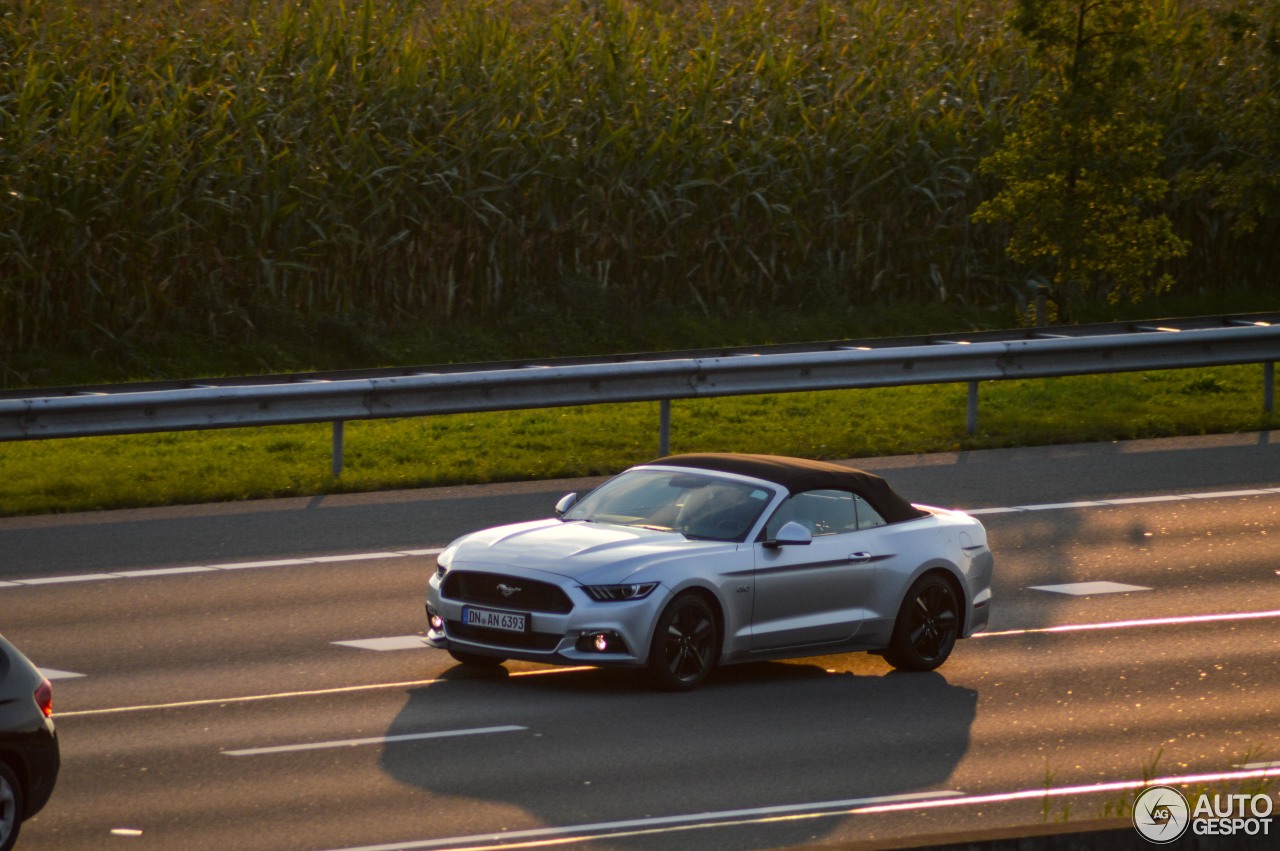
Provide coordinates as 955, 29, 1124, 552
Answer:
1, 432, 1277, 850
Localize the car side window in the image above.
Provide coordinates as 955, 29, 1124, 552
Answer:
854, 494, 887, 530
765, 489, 858, 538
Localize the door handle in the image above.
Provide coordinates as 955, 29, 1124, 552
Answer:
848, 552, 874, 563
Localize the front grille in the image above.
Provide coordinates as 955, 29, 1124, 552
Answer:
448, 621, 562, 651
441, 570, 574, 614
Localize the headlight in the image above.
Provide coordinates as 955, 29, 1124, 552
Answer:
582, 583, 659, 602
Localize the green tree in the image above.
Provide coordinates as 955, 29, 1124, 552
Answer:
1185, 3, 1280, 240
973, 0, 1187, 318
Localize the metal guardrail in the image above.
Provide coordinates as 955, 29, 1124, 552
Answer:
1, 314, 1276, 475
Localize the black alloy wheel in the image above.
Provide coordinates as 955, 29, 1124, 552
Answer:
649, 593, 718, 691
884, 574, 959, 672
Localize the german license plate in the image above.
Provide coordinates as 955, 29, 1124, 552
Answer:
462, 606, 528, 633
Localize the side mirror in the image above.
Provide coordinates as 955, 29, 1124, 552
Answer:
766, 521, 813, 548
555, 493, 578, 518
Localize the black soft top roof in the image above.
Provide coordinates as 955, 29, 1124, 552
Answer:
646, 453, 929, 524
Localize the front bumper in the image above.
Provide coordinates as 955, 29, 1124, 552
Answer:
425, 571, 666, 668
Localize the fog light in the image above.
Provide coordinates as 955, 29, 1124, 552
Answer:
576, 631, 628, 654
427, 607, 445, 633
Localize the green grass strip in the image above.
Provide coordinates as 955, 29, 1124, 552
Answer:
1, 366, 1272, 516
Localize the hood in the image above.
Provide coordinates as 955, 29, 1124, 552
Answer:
448, 518, 736, 583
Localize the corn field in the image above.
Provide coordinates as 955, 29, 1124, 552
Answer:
1, 0, 1276, 358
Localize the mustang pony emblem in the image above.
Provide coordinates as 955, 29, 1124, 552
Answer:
496, 583, 522, 598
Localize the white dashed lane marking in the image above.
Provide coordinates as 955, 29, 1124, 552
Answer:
15, 481, 1273, 683
1028, 581, 1152, 596
333, 636, 426, 652
39, 668, 86, 681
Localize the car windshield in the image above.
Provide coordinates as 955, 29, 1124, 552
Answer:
563, 469, 776, 542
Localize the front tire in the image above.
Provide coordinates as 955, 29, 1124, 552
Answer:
884, 573, 960, 672
648, 593, 718, 691
0, 762, 23, 851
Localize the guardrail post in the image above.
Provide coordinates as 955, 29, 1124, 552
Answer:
1266, 363, 1275, 413
967, 381, 979, 436
332, 420, 345, 477
658, 400, 671, 456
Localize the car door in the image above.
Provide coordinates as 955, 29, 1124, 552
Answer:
749, 489, 886, 651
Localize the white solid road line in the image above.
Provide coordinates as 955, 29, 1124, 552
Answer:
316, 790, 965, 851
3, 486, 1279, 589
55, 666, 597, 718
338, 606, 1280, 658
222, 725, 526, 757
54, 608, 1280, 717
0, 548, 444, 588
964, 486, 1280, 515
977, 608, 1280, 638
317, 766, 1280, 851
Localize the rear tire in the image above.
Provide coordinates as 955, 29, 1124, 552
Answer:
0, 762, 23, 851
883, 573, 960, 672
648, 593, 718, 691
447, 649, 507, 667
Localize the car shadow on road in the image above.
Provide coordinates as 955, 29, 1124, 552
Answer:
379, 660, 977, 850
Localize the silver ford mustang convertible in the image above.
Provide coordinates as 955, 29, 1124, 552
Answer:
425, 453, 993, 690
